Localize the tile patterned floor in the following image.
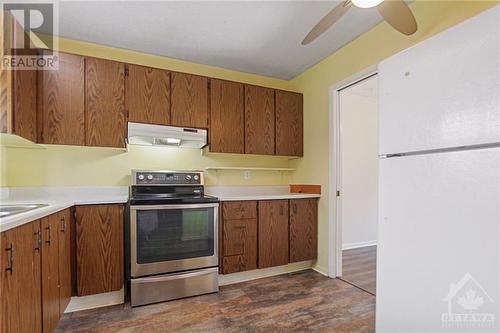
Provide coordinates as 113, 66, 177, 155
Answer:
57, 270, 375, 333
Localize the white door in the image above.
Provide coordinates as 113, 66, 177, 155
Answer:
339, 76, 379, 250
376, 147, 500, 332
379, 6, 500, 155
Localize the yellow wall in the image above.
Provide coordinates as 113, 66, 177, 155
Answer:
289, 1, 498, 272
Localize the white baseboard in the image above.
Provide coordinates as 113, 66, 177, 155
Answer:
219, 260, 313, 286
312, 266, 329, 277
65, 288, 124, 313
342, 240, 377, 250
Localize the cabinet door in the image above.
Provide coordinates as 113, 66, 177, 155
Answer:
209, 79, 244, 153
222, 219, 257, 274
13, 68, 37, 142
275, 90, 303, 157
125, 64, 170, 125
289, 199, 318, 262
0, 221, 42, 333
75, 204, 124, 296
258, 200, 289, 268
244, 85, 275, 155
170, 72, 208, 128
57, 209, 72, 316
39, 52, 85, 145
85, 58, 126, 147
41, 215, 61, 333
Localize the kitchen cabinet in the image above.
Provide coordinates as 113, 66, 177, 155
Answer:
209, 79, 244, 153
38, 52, 85, 145
275, 90, 303, 157
57, 208, 72, 316
75, 204, 124, 296
170, 72, 208, 129
12, 67, 38, 142
289, 199, 318, 262
0, 221, 42, 333
85, 58, 126, 148
244, 85, 275, 155
125, 64, 170, 125
221, 201, 257, 274
258, 200, 289, 268
41, 214, 61, 333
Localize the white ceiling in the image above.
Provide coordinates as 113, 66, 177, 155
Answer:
57, 1, 387, 80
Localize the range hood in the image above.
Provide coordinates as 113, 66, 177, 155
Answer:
127, 122, 207, 148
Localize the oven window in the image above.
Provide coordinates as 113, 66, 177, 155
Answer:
136, 207, 215, 264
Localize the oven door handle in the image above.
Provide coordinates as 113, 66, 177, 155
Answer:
130, 203, 219, 210
133, 268, 218, 284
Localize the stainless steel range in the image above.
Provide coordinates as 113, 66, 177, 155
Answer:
127, 170, 219, 307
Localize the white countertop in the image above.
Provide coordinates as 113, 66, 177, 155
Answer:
206, 186, 321, 202
0, 187, 129, 232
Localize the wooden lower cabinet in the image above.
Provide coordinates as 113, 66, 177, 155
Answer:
258, 200, 289, 268
75, 204, 124, 296
0, 221, 42, 333
57, 209, 72, 316
289, 199, 318, 262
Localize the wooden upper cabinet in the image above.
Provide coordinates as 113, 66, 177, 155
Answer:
276, 90, 303, 157
258, 200, 289, 268
85, 58, 126, 148
0, 221, 42, 333
39, 52, 85, 145
244, 85, 275, 155
13, 67, 38, 142
170, 72, 208, 128
289, 199, 318, 263
210, 79, 244, 153
75, 204, 124, 296
125, 64, 170, 125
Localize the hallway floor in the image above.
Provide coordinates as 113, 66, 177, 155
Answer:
342, 246, 377, 295
57, 270, 375, 332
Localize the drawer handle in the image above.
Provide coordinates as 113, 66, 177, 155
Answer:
5, 244, 13, 274
233, 225, 245, 229
233, 242, 244, 247
34, 230, 42, 252
45, 225, 51, 245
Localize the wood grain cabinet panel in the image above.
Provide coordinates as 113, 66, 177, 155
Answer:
57, 209, 72, 316
275, 90, 303, 157
258, 200, 289, 268
41, 214, 61, 333
171, 72, 208, 128
75, 204, 124, 296
125, 64, 170, 125
222, 201, 257, 220
85, 58, 126, 148
289, 199, 318, 262
0, 221, 42, 333
38, 52, 85, 145
244, 85, 275, 155
13, 68, 37, 142
222, 219, 257, 274
209, 79, 244, 153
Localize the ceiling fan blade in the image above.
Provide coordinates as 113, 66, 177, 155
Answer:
377, 0, 417, 35
302, 0, 352, 45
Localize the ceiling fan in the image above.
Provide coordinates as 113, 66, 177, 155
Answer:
302, 0, 417, 45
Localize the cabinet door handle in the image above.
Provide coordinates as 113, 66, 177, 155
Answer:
60, 217, 66, 232
34, 230, 42, 252
293, 204, 297, 214
5, 244, 13, 274
45, 225, 51, 245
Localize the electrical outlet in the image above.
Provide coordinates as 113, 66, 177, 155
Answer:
244, 170, 251, 180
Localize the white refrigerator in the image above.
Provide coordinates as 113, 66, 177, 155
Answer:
376, 5, 500, 332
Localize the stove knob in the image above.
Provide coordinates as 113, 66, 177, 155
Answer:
185, 175, 192, 181
193, 175, 199, 181
138, 174, 145, 180
147, 174, 153, 180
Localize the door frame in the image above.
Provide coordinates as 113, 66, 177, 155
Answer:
328, 66, 378, 278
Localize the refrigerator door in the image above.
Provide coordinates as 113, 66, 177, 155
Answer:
376, 147, 500, 332
379, 6, 500, 155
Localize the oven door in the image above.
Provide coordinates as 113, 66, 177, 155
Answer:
130, 203, 218, 277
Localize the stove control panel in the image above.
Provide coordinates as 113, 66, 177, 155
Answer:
133, 170, 204, 185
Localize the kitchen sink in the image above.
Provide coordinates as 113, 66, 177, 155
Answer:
0, 204, 49, 218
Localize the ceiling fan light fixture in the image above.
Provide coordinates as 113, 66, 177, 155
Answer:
351, 0, 384, 8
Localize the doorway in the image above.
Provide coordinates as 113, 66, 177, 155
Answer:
335, 74, 379, 295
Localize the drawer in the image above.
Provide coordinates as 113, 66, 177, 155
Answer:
222, 201, 257, 220
222, 255, 257, 274
223, 219, 257, 256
